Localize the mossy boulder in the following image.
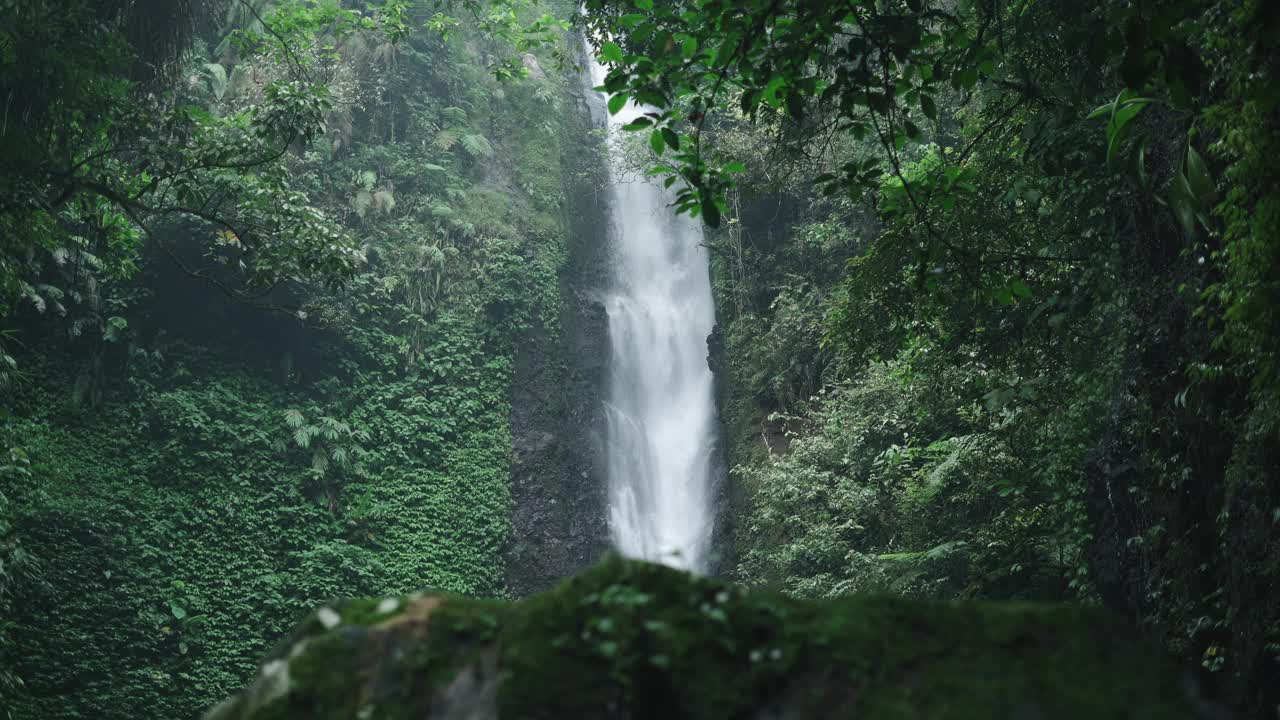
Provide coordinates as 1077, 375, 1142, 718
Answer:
206, 558, 1220, 719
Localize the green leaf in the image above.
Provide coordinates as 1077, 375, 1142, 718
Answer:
1110, 101, 1146, 134
649, 129, 665, 156
1185, 144, 1215, 202
635, 0, 653, 9
920, 93, 936, 121
762, 75, 786, 109
600, 41, 623, 63
1086, 101, 1113, 120
1169, 170, 1199, 237
607, 94, 627, 116
103, 316, 128, 342
661, 128, 680, 150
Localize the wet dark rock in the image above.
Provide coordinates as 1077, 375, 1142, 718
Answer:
504, 49, 612, 596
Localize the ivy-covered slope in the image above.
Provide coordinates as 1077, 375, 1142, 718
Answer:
205, 557, 1217, 720
0, 11, 605, 719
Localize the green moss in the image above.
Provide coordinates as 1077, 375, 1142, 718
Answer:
221, 558, 1206, 719
506, 559, 1199, 718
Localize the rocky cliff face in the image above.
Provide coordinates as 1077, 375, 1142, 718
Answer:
504, 52, 612, 597
205, 557, 1225, 720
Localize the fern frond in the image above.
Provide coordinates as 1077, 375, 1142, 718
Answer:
330, 446, 349, 469
924, 540, 966, 561
433, 128, 460, 152
371, 40, 396, 66
21, 285, 46, 313
460, 133, 494, 158
373, 190, 396, 213
353, 190, 373, 219
77, 250, 104, 271
441, 106, 467, 126
320, 419, 340, 441
293, 426, 313, 449
0, 354, 15, 390
284, 408, 306, 429
311, 450, 328, 473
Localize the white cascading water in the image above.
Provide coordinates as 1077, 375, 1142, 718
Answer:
587, 51, 719, 573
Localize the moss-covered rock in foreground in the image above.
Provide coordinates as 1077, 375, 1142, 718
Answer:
205, 558, 1221, 719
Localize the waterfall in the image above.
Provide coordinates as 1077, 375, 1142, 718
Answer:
587, 52, 720, 573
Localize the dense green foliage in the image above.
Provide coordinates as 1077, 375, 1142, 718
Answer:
582, 0, 1278, 715
4, 0, 1278, 717
0, 1, 588, 716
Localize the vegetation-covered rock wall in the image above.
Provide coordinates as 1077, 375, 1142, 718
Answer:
0, 5, 608, 716
504, 47, 612, 596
